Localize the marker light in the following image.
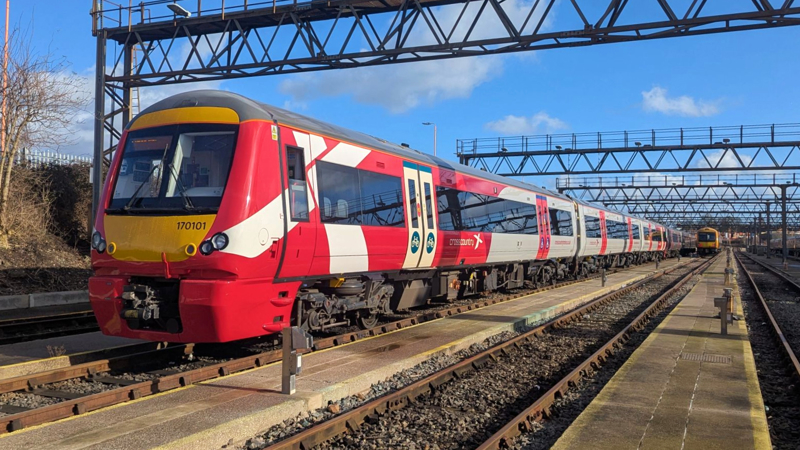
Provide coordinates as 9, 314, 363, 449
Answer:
92, 231, 107, 253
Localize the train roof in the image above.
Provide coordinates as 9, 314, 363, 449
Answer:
134, 90, 572, 200
134, 90, 670, 230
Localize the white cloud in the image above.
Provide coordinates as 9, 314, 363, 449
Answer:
280, 57, 501, 114
279, 0, 550, 113
56, 67, 224, 156
641, 86, 720, 117
696, 149, 752, 169
485, 112, 567, 135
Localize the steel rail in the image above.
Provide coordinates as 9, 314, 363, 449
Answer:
738, 252, 800, 293
475, 255, 716, 450
0, 260, 674, 434
735, 252, 800, 382
260, 258, 707, 450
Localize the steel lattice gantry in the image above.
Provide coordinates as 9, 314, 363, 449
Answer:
561, 173, 800, 232
90, 0, 800, 218
457, 123, 800, 176
557, 173, 800, 204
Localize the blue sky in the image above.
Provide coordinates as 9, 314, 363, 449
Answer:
10, 0, 800, 184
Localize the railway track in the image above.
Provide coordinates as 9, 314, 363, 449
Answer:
0, 311, 98, 346
736, 252, 800, 375
253, 257, 712, 450
0, 260, 682, 434
735, 251, 800, 448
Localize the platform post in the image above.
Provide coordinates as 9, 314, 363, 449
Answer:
282, 326, 314, 395
601, 267, 607, 287
714, 289, 733, 335
757, 213, 762, 255
781, 185, 788, 270
766, 201, 771, 259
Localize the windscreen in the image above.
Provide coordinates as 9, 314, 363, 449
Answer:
698, 232, 716, 242
108, 124, 237, 213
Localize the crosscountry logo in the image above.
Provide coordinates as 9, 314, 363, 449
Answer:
410, 231, 421, 254
473, 233, 484, 250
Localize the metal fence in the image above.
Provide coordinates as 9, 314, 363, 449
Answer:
13, 150, 92, 168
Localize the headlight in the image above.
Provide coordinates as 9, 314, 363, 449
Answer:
92, 231, 107, 253
211, 233, 229, 250
92, 231, 102, 249
199, 241, 214, 255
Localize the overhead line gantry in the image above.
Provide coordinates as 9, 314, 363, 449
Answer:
91, 1, 800, 221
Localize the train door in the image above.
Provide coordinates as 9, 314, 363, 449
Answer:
626, 217, 634, 252
535, 195, 551, 259
598, 211, 608, 255
277, 141, 316, 278
402, 162, 438, 268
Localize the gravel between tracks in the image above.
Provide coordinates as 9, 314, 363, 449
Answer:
510, 272, 701, 449
737, 258, 800, 448
238, 263, 700, 450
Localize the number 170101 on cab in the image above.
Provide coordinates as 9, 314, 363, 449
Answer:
90, 90, 691, 343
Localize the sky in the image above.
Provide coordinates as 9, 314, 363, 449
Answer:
9, 0, 800, 191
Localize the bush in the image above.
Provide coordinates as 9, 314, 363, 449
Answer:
4, 163, 91, 250
35, 163, 92, 246
5, 166, 53, 242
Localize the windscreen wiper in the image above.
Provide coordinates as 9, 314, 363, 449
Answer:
124, 143, 170, 211
167, 163, 195, 211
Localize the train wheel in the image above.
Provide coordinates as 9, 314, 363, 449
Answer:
357, 312, 379, 329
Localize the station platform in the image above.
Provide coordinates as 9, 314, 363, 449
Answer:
0, 302, 91, 321
0, 259, 687, 450
0, 332, 143, 379
552, 255, 771, 450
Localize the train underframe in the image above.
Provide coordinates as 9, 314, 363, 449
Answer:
293, 250, 669, 333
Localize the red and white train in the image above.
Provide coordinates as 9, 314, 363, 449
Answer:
90, 90, 693, 343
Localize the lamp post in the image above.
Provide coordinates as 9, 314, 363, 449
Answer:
422, 122, 437, 157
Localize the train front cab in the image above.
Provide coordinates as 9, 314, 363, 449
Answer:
697, 228, 720, 256
89, 102, 296, 343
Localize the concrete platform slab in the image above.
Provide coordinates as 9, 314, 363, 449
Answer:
552, 256, 771, 450
0, 332, 144, 379
0, 259, 687, 450
0, 302, 92, 321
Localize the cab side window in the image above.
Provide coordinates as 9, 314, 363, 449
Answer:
286, 146, 309, 221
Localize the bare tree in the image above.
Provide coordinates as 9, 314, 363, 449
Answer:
0, 29, 89, 247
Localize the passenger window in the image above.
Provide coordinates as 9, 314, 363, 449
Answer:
547, 209, 572, 236
424, 182, 434, 229
360, 170, 404, 227
408, 180, 419, 228
585, 216, 602, 238
318, 161, 361, 225
286, 146, 309, 221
